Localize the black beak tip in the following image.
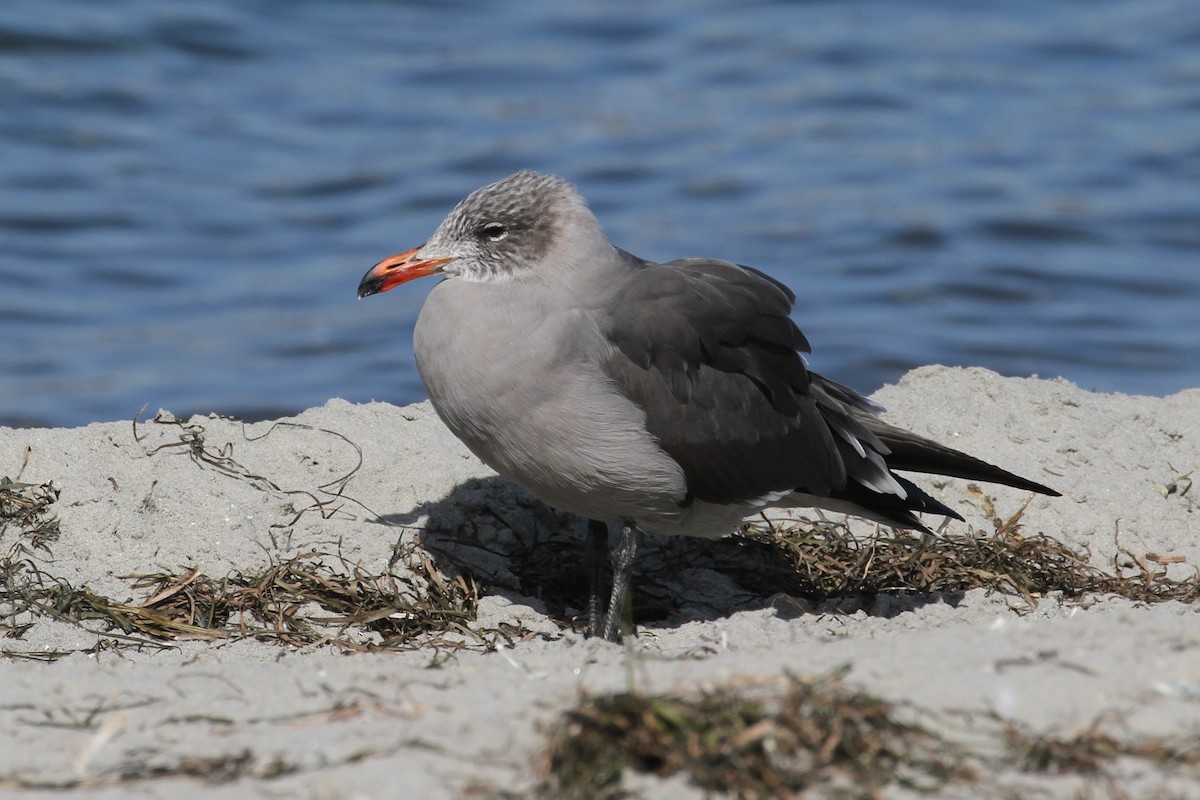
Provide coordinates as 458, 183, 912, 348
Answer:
357, 271, 384, 299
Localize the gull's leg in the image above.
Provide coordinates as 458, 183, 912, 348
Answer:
599, 522, 640, 643
585, 518, 609, 637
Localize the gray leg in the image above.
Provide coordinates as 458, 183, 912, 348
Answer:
585, 519, 609, 637
599, 523, 640, 643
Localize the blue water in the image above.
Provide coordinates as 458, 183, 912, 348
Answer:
2, 0, 1198, 428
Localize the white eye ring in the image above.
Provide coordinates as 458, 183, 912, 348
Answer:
480, 222, 508, 242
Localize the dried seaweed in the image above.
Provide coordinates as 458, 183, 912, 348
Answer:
0, 476, 60, 553
1001, 714, 1200, 776
0, 748, 304, 791
503, 492, 1198, 631
536, 678, 1200, 800
746, 490, 1200, 607
114, 547, 484, 651
135, 411, 366, 528
2, 467, 489, 655
539, 669, 973, 799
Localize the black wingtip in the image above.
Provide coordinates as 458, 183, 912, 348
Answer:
982, 472, 1061, 498
866, 422, 1062, 498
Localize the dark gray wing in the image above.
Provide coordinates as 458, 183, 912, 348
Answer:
599, 255, 898, 507
599, 254, 1057, 530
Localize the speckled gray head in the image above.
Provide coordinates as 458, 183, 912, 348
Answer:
357, 170, 607, 297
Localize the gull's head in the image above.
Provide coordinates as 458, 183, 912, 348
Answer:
358, 171, 605, 297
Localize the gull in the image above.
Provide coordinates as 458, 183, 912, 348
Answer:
358, 171, 1059, 641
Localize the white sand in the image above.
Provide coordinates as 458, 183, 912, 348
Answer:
1, 366, 1197, 798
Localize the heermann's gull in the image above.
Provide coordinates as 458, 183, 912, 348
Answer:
358, 170, 1059, 641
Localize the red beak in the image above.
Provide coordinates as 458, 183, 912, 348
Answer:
357, 247, 454, 298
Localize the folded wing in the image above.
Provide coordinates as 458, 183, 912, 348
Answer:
598, 254, 1058, 532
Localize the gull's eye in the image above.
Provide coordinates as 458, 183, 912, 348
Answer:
478, 222, 508, 242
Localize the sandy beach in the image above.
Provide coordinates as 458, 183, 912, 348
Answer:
2, 365, 1198, 798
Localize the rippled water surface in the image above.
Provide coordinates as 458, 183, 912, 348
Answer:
2, 0, 1198, 427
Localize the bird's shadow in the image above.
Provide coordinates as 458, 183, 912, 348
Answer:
371, 475, 962, 635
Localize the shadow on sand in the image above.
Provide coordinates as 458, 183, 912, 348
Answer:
368, 475, 962, 635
